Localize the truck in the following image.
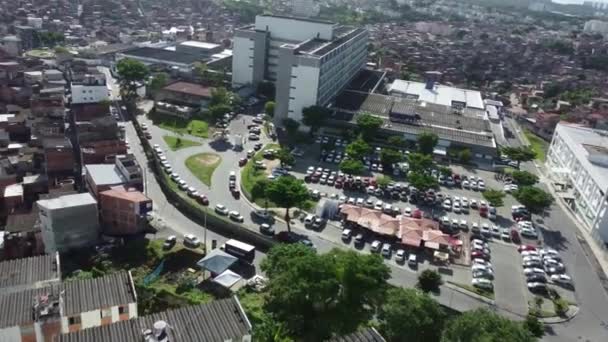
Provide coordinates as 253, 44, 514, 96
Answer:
222, 239, 256, 264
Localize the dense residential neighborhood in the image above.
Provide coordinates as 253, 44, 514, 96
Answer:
0, 0, 607, 341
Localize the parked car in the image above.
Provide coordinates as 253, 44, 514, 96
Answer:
396, 249, 406, 263
527, 282, 548, 293
408, 254, 418, 268
524, 268, 546, 277
341, 229, 352, 241
183, 234, 201, 247
371, 240, 382, 253
215, 204, 229, 215
229, 211, 245, 222
472, 278, 493, 290
518, 244, 537, 253
381, 243, 392, 258
473, 270, 494, 280
196, 194, 209, 206
163, 235, 177, 249
551, 274, 573, 287
259, 223, 275, 236
354, 233, 365, 247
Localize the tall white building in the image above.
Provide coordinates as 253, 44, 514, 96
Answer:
545, 123, 608, 243
232, 15, 368, 124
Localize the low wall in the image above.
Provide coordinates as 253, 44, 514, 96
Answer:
131, 112, 275, 253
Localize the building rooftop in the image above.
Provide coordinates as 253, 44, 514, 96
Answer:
0, 254, 60, 291
555, 123, 608, 190
37, 192, 97, 210
57, 297, 251, 342
4, 183, 23, 198
258, 14, 334, 25
85, 164, 127, 186
100, 187, 150, 203
179, 40, 221, 50
388, 79, 485, 110
162, 81, 213, 98
120, 47, 202, 65
5, 211, 40, 232
0, 271, 135, 329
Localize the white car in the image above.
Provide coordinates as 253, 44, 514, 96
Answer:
374, 200, 383, 211
365, 198, 374, 208
472, 258, 492, 268
404, 207, 412, 217
381, 243, 392, 257
371, 240, 382, 253
347, 197, 356, 205
183, 234, 200, 247
470, 199, 478, 208
215, 204, 229, 215
472, 264, 493, 274
453, 202, 461, 213
443, 199, 452, 210
229, 211, 244, 222
551, 274, 573, 286
462, 180, 470, 189
339, 195, 347, 204
459, 220, 468, 229
341, 229, 352, 241
524, 268, 546, 276
540, 248, 559, 258
477, 181, 486, 191
396, 249, 406, 263
521, 250, 540, 258
523, 256, 542, 264
408, 254, 417, 267
356, 198, 365, 206
472, 278, 493, 290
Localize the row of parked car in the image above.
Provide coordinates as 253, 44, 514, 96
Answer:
471, 239, 495, 291
340, 228, 418, 267
519, 245, 573, 292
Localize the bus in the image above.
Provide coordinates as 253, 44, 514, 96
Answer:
222, 239, 256, 264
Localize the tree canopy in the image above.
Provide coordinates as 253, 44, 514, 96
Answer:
282, 118, 300, 137
408, 172, 438, 191
356, 113, 383, 140
514, 186, 553, 214
501, 146, 536, 166
512, 170, 539, 186
302, 105, 329, 134
340, 159, 365, 175
417, 269, 442, 293
482, 189, 506, 207
418, 132, 439, 155
148, 73, 169, 95
379, 288, 446, 342
276, 147, 295, 167
345, 138, 371, 160
407, 153, 434, 173
261, 245, 390, 340
442, 308, 537, 342
265, 177, 309, 231
265, 101, 275, 117
116, 58, 149, 102
388, 135, 408, 148
380, 148, 403, 167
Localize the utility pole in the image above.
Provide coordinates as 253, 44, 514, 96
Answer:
203, 210, 208, 254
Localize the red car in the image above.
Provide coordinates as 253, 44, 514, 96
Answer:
471, 250, 489, 260
197, 195, 209, 206
479, 206, 488, 217
335, 181, 343, 189
239, 158, 247, 167
517, 244, 536, 253
412, 209, 422, 219
511, 229, 521, 244
370, 178, 377, 187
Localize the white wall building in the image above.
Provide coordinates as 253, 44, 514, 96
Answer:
70, 74, 109, 104
232, 15, 368, 125
545, 123, 608, 243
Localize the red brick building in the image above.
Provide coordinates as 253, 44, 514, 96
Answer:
99, 187, 152, 235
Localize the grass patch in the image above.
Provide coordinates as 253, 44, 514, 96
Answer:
185, 152, 222, 186
149, 111, 210, 138
448, 281, 495, 300
523, 128, 548, 162
241, 143, 280, 207
163, 135, 201, 151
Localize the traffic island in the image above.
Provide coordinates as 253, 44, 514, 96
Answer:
185, 152, 222, 186
163, 135, 202, 151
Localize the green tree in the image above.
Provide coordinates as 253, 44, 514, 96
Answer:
302, 105, 329, 135
417, 132, 439, 155
148, 72, 168, 96
459, 148, 472, 163
356, 112, 383, 140
265, 101, 276, 117
442, 308, 536, 342
376, 175, 392, 188
265, 177, 309, 232
514, 186, 553, 214
417, 269, 442, 293
193, 62, 208, 81
340, 159, 365, 175
388, 135, 408, 148
209, 103, 232, 121
380, 148, 403, 167
438, 166, 452, 177
379, 288, 446, 342
210, 87, 230, 107
261, 243, 317, 279
407, 153, 434, 173
512, 170, 539, 186
345, 138, 371, 160
501, 146, 537, 167
276, 147, 295, 167
253, 314, 294, 342
282, 118, 300, 137
251, 179, 271, 200
523, 314, 545, 338
482, 189, 506, 207
116, 58, 149, 103
408, 172, 438, 191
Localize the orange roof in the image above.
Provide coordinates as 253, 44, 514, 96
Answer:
341, 204, 400, 236
100, 186, 150, 202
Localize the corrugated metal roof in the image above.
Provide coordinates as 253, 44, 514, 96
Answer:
388, 79, 484, 109
0, 271, 136, 329
0, 254, 60, 291
57, 297, 252, 342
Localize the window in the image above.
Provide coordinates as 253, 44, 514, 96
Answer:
118, 306, 128, 315
69, 316, 82, 325
101, 308, 112, 318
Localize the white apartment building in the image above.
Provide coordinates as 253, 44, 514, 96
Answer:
70, 73, 109, 104
545, 123, 608, 243
232, 15, 368, 125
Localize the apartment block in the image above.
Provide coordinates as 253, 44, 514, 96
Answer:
37, 192, 100, 253
99, 187, 152, 235
232, 15, 368, 124
545, 123, 608, 243
84, 154, 143, 197
70, 74, 109, 105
